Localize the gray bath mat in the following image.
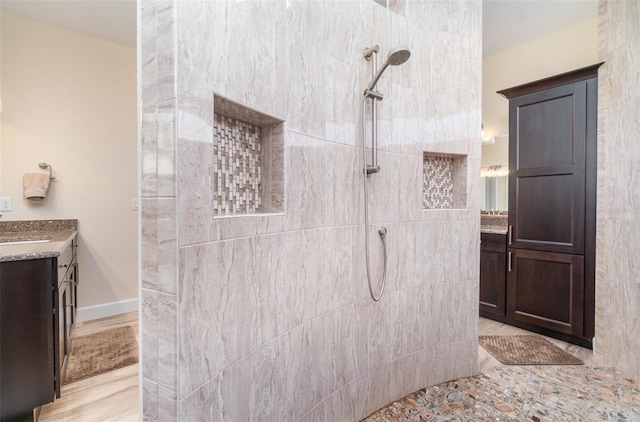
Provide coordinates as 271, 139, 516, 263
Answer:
479, 335, 583, 365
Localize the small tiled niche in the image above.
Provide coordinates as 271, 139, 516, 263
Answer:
423, 152, 467, 209
213, 95, 284, 216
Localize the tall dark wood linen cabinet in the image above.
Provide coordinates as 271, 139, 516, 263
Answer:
497, 63, 602, 348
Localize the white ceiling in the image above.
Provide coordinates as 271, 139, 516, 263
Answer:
1, 0, 136, 49
1, 0, 598, 57
483, 0, 599, 58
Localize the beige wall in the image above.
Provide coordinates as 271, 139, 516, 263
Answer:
482, 18, 599, 140
480, 136, 508, 168
595, 0, 640, 383
0, 14, 137, 314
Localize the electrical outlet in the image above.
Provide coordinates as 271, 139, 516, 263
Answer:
0, 197, 12, 212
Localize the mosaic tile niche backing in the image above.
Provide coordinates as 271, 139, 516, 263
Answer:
213, 113, 262, 214
423, 153, 467, 209
424, 155, 453, 208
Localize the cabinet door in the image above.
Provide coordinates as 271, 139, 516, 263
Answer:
0, 259, 55, 419
480, 250, 506, 316
508, 82, 588, 255
506, 249, 584, 336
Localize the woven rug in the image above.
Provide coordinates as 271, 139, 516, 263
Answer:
64, 326, 138, 384
479, 335, 583, 365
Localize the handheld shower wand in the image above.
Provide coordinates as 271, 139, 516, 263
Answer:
366, 46, 412, 93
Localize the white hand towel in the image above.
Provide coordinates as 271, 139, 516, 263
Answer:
23, 172, 51, 201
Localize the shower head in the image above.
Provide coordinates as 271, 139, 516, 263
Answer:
387, 46, 411, 66
366, 46, 411, 91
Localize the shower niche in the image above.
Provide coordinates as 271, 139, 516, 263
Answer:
423, 152, 467, 209
212, 95, 285, 216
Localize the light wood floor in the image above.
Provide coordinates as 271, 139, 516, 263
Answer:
478, 316, 594, 372
34, 313, 594, 421
37, 312, 139, 422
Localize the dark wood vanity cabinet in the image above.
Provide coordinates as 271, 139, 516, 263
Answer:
0, 237, 77, 420
496, 63, 602, 348
479, 233, 507, 316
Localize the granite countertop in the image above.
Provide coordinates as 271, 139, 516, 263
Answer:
480, 214, 508, 235
0, 219, 77, 263
480, 225, 508, 235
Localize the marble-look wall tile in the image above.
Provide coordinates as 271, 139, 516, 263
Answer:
260, 124, 286, 213
178, 376, 222, 422
177, 136, 214, 246
141, 199, 158, 290
177, 90, 216, 247
362, 363, 392, 418
214, 213, 284, 242
176, 0, 285, 119
595, 0, 640, 383
323, 144, 364, 227
157, 198, 177, 294
143, 378, 159, 421
178, 240, 245, 395
178, 233, 289, 396
142, 288, 159, 382
141, 0, 176, 106
158, 384, 177, 422
286, 44, 327, 138
325, 55, 360, 147
284, 133, 327, 231
141, 104, 159, 197
174, 0, 214, 102
157, 100, 177, 197
218, 325, 301, 421
299, 374, 369, 422
324, 0, 366, 66
157, 292, 177, 390
362, 153, 414, 225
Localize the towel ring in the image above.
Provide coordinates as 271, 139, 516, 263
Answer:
38, 162, 55, 180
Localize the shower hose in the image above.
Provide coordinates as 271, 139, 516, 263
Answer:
362, 96, 388, 302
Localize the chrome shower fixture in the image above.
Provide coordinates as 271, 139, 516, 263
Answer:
362, 45, 411, 174
365, 46, 411, 93
360, 44, 411, 302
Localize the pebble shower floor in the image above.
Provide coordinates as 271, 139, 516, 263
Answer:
362, 365, 639, 421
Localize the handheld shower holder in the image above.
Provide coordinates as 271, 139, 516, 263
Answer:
364, 88, 384, 101
366, 165, 380, 175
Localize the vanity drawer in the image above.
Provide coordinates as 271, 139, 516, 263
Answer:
481, 233, 507, 253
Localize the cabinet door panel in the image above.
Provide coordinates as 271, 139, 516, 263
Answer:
0, 259, 55, 419
515, 174, 575, 246
508, 83, 586, 255
507, 249, 584, 336
480, 251, 506, 316
517, 93, 575, 169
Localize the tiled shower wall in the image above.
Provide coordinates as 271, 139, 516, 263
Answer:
595, 0, 640, 383
140, 0, 482, 420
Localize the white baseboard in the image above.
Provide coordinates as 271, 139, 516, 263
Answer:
76, 298, 139, 323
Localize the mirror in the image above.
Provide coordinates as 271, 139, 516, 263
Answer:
481, 175, 508, 211
480, 135, 509, 212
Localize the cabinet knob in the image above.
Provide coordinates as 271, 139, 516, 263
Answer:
59, 264, 68, 268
